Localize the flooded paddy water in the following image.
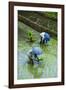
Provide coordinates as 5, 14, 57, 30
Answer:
17, 21, 57, 79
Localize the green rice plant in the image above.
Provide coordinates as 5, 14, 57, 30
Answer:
28, 31, 34, 42
38, 55, 44, 61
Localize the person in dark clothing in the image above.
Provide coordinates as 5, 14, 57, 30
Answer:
40, 32, 50, 44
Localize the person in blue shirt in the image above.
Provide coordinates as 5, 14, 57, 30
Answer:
27, 47, 42, 64
40, 32, 50, 44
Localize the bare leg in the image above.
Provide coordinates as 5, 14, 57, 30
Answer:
40, 37, 43, 44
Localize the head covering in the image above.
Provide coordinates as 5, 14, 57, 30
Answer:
32, 47, 42, 55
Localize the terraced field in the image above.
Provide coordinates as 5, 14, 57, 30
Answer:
17, 21, 57, 79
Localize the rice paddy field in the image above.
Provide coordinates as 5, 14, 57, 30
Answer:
17, 21, 57, 80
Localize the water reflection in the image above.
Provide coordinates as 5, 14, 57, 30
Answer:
27, 61, 44, 78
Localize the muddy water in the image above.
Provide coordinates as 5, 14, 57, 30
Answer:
17, 21, 57, 79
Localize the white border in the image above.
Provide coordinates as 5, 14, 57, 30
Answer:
14, 6, 62, 84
